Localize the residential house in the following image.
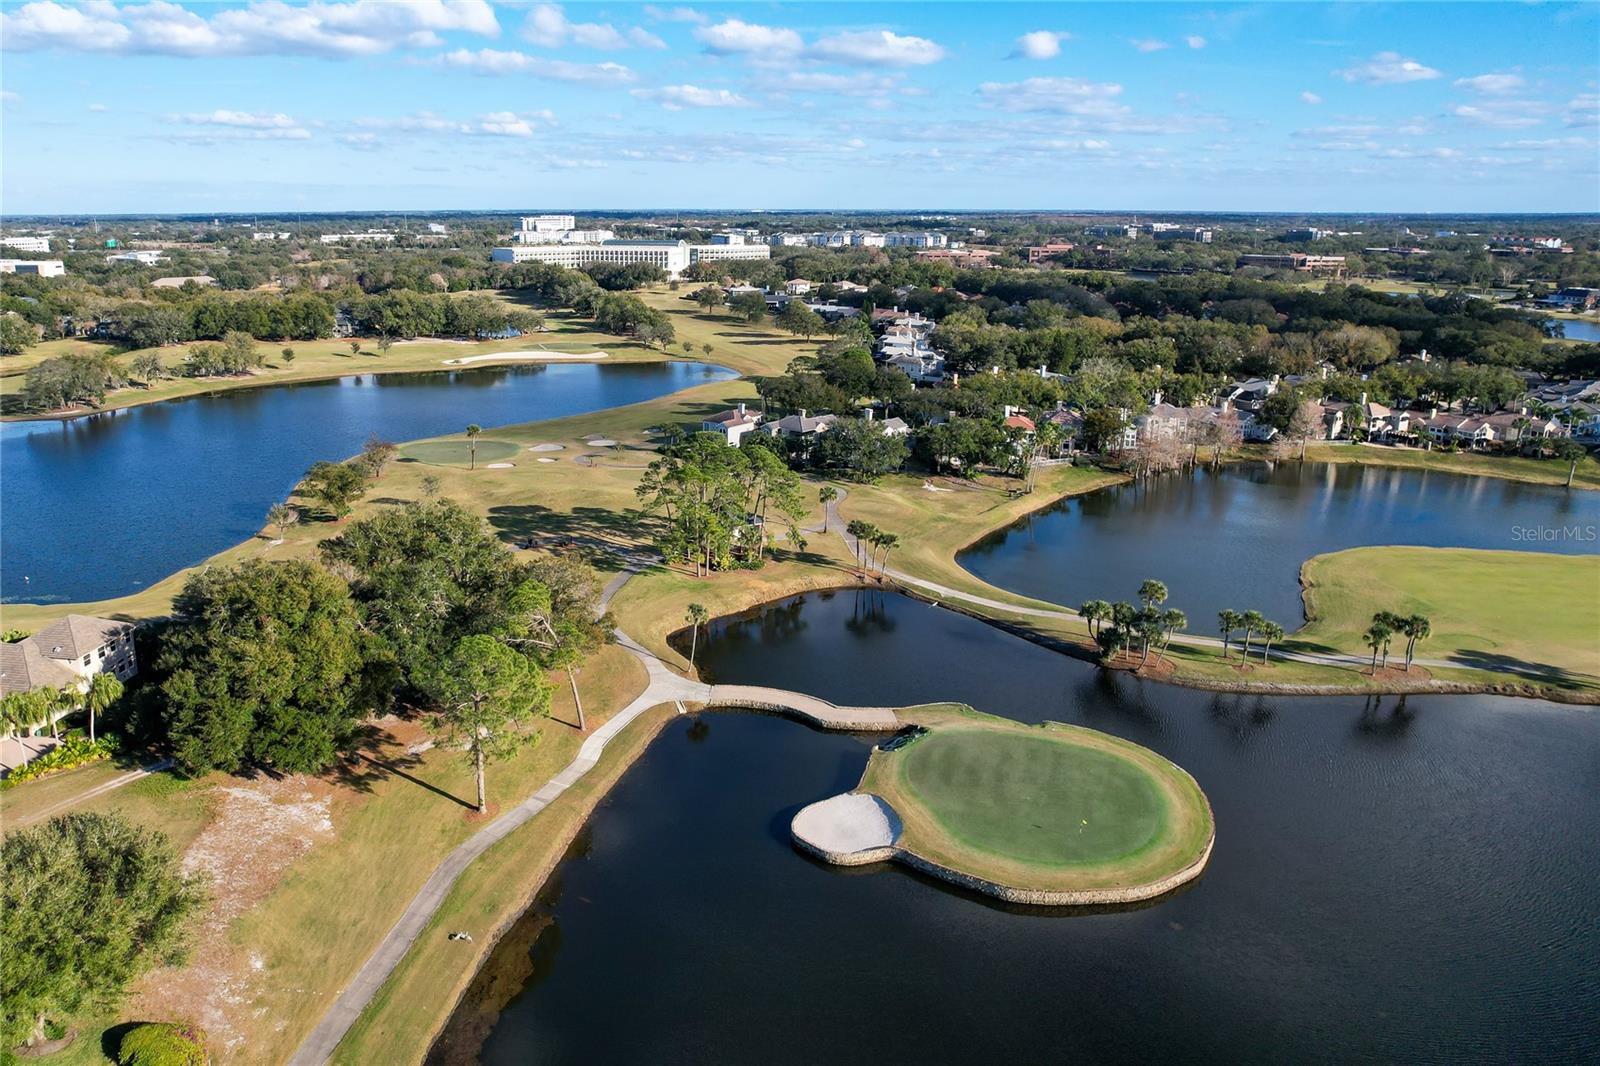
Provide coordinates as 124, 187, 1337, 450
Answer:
0, 616, 138, 733
784, 279, 813, 296
1542, 287, 1600, 310
701, 402, 762, 445
1218, 376, 1279, 413
763, 411, 837, 441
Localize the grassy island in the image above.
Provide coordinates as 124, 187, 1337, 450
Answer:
833, 707, 1213, 904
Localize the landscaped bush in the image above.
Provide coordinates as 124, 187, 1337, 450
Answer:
117, 1023, 208, 1066
0, 735, 116, 789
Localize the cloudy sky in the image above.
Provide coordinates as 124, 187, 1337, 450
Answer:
2, 1, 1596, 214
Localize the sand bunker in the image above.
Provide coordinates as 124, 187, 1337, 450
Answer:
528, 443, 566, 452
587, 438, 619, 448
537, 457, 557, 463
486, 462, 515, 469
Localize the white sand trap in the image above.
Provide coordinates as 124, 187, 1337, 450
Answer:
791, 792, 901, 861
486, 462, 515, 469
528, 443, 566, 452
922, 482, 954, 493
587, 438, 619, 448
443, 351, 607, 366
537, 457, 557, 463
397, 337, 475, 346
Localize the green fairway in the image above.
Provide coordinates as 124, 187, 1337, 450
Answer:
399, 439, 520, 466
901, 730, 1165, 866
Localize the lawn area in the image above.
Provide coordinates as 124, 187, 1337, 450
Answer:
2, 643, 647, 1066
1296, 441, 1600, 491
400, 438, 520, 466
835, 465, 1127, 609
1293, 547, 1600, 689
863, 706, 1213, 895
328, 702, 685, 1066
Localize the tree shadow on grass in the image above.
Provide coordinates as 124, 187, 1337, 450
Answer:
1443, 649, 1588, 687
332, 721, 476, 809
487, 503, 665, 550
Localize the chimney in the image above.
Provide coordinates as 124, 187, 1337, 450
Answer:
1152, 389, 1164, 407
799, 409, 807, 420
737, 401, 746, 417
863, 407, 875, 421
1359, 391, 1367, 407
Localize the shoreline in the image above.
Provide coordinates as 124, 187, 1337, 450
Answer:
2, 349, 677, 425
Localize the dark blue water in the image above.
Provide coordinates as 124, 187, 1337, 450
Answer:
960, 462, 1600, 626
442, 589, 1600, 1066
0, 362, 733, 603
1548, 317, 1600, 343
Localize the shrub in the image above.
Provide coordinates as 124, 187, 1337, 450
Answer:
0, 735, 117, 789
118, 1022, 209, 1066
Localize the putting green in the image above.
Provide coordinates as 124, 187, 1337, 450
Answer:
901, 731, 1165, 866
859, 708, 1213, 897
400, 439, 520, 466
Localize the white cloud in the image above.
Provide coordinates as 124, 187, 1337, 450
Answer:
1562, 93, 1597, 129
87, 102, 108, 112
1451, 100, 1549, 129
1185, 35, 1207, 49
1454, 72, 1524, 95
1013, 30, 1069, 60
436, 48, 636, 83
978, 76, 1127, 118
0, 0, 500, 58
693, 19, 942, 67
631, 84, 752, 110
644, 6, 707, 24
347, 109, 556, 144
759, 71, 902, 97
0, 90, 19, 106
1130, 38, 1170, 53
809, 29, 944, 67
1336, 52, 1441, 85
1300, 91, 1323, 105
694, 18, 802, 56
521, 5, 663, 50
165, 109, 312, 141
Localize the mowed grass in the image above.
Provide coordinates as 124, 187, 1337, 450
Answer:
900, 729, 1164, 866
1296, 441, 1600, 491
400, 438, 520, 466
865, 706, 1213, 893
1294, 547, 1600, 686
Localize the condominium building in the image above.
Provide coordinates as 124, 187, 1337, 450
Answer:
686, 243, 771, 265
493, 240, 693, 276
252, 231, 292, 240
883, 231, 949, 248
0, 259, 66, 276
107, 250, 166, 265
1239, 253, 1346, 274
1, 236, 51, 253
318, 231, 395, 244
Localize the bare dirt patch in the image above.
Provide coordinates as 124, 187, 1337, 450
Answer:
132, 776, 336, 1058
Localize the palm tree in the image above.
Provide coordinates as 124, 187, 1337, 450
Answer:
818, 485, 838, 532
1552, 438, 1587, 488
1363, 620, 1392, 675
874, 532, 899, 576
1079, 600, 1111, 638
84, 673, 122, 744
685, 602, 709, 671
1401, 614, 1432, 672
266, 502, 297, 542
1257, 621, 1284, 664
1373, 611, 1404, 669
1157, 608, 1187, 664
465, 423, 482, 470
845, 520, 876, 579
1218, 609, 1241, 660
1239, 610, 1266, 662
1138, 579, 1169, 609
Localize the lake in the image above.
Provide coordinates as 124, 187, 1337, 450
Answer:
1548, 317, 1600, 343
0, 361, 734, 604
438, 589, 1599, 1065
959, 461, 1600, 626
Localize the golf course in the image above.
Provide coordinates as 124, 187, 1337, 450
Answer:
842, 707, 1215, 904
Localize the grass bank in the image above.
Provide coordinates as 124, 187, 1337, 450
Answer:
1293, 547, 1600, 691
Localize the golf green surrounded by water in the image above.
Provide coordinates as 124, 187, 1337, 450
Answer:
902, 730, 1165, 865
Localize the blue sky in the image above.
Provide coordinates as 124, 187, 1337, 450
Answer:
2, 1, 1597, 214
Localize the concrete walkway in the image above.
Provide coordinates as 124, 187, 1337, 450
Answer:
290, 567, 902, 1066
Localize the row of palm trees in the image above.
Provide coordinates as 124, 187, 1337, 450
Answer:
845, 520, 900, 581
1362, 611, 1432, 673
1217, 610, 1287, 664
0, 673, 124, 766
1080, 580, 1189, 669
